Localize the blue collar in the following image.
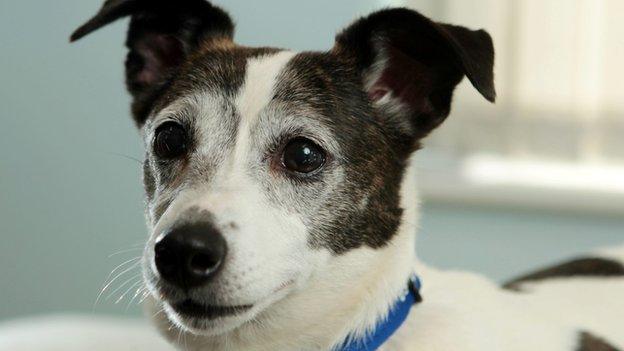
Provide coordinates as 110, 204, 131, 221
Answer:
333, 276, 422, 351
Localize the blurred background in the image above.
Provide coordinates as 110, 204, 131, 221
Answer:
1, 0, 622, 323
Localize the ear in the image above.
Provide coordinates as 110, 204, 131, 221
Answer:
333, 8, 495, 140
70, 0, 235, 125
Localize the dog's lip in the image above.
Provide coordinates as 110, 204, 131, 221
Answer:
172, 299, 252, 319
162, 278, 296, 324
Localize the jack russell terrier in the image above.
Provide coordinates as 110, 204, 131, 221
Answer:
69, 0, 624, 350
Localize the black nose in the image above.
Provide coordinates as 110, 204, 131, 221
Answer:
154, 222, 227, 289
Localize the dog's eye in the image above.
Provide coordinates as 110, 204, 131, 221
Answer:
282, 137, 326, 174
154, 121, 188, 159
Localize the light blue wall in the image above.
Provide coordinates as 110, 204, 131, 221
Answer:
418, 203, 623, 281
1, 0, 622, 322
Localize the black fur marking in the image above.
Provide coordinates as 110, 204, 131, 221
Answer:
70, 0, 235, 124
503, 257, 624, 291
408, 279, 423, 304
334, 8, 495, 141
577, 331, 621, 351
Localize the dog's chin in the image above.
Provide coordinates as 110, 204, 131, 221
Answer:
159, 280, 295, 337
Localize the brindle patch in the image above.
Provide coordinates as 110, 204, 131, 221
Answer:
503, 258, 624, 291
577, 331, 621, 351
150, 47, 282, 118
143, 157, 156, 202
271, 52, 409, 254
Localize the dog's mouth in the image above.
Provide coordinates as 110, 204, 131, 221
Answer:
151, 276, 298, 335
172, 299, 252, 319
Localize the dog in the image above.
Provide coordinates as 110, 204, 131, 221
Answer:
70, 1, 624, 350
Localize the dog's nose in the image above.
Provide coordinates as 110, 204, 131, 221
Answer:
154, 222, 227, 288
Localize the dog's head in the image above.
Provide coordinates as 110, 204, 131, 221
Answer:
72, 0, 494, 339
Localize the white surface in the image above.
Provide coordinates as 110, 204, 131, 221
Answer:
0, 315, 173, 351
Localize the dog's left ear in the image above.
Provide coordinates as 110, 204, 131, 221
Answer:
334, 8, 495, 141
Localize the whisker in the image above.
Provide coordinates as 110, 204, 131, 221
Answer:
139, 290, 151, 305
93, 260, 141, 309
115, 278, 143, 304
177, 328, 183, 349
108, 247, 144, 258
106, 273, 142, 302
152, 306, 166, 319
103, 257, 141, 282
108, 152, 144, 165
126, 285, 147, 311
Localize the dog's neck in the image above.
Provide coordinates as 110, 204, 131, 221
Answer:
150, 156, 420, 351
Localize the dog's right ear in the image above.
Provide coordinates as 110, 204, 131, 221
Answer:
70, 0, 235, 124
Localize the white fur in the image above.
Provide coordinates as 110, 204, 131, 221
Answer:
148, 154, 420, 350
141, 51, 419, 350
145, 51, 326, 337
3, 103, 623, 351
146, 154, 624, 350
13, 52, 614, 351
0, 315, 172, 351
139, 52, 624, 350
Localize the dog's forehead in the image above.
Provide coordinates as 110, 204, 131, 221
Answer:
148, 47, 363, 128
234, 50, 298, 124
150, 48, 306, 122
143, 47, 265, 119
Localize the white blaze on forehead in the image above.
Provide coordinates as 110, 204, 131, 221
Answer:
232, 51, 297, 162
236, 50, 297, 122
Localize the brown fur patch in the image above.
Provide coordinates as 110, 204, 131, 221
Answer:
503, 258, 624, 291
577, 332, 621, 351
